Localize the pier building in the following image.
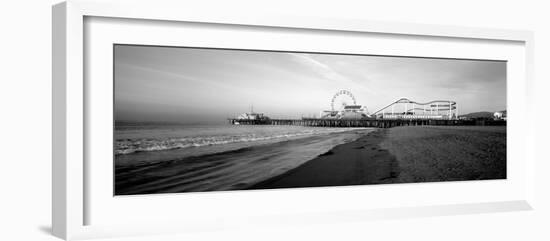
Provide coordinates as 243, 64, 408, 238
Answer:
227, 91, 505, 128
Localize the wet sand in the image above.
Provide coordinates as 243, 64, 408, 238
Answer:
250, 126, 506, 189
114, 129, 372, 195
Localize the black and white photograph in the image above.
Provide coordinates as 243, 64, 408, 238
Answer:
114, 44, 507, 195
6, 1, 550, 240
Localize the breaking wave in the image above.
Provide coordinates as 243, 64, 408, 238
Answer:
115, 128, 363, 155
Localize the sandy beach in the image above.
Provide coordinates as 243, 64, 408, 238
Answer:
250, 125, 506, 189
115, 125, 506, 194
114, 126, 373, 195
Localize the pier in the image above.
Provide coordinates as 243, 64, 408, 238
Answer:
228, 118, 505, 128
229, 91, 506, 128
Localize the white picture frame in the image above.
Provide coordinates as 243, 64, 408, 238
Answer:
52, 1, 535, 240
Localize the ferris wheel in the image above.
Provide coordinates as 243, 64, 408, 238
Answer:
331, 90, 357, 111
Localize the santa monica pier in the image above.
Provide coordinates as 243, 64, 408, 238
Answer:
228, 90, 506, 128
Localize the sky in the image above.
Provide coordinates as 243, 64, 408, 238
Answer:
114, 45, 506, 124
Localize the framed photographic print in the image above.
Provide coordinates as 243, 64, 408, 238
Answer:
113, 45, 507, 195
52, 0, 535, 240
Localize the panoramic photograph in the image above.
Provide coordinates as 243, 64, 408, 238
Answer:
114, 44, 507, 195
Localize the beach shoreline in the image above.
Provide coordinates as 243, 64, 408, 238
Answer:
114, 127, 374, 195
248, 128, 398, 189
114, 125, 506, 195
249, 125, 506, 190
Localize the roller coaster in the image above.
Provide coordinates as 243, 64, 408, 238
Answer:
228, 92, 495, 127
373, 98, 458, 120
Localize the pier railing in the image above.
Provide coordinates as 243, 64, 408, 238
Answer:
228, 118, 505, 128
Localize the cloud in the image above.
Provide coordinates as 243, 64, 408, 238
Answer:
114, 45, 507, 122
287, 53, 378, 96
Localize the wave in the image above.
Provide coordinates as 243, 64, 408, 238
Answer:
115, 129, 373, 194
115, 128, 362, 155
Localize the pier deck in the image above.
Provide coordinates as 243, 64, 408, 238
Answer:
228, 118, 505, 128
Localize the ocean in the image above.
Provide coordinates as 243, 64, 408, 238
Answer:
115, 122, 373, 194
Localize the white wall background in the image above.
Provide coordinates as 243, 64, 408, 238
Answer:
0, 0, 548, 240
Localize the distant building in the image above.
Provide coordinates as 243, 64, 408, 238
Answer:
237, 112, 269, 120
319, 110, 339, 119
343, 105, 363, 112
494, 110, 507, 120
235, 105, 270, 122
319, 105, 369, 119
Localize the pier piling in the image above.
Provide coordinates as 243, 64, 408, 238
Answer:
228, 118, 505, 128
